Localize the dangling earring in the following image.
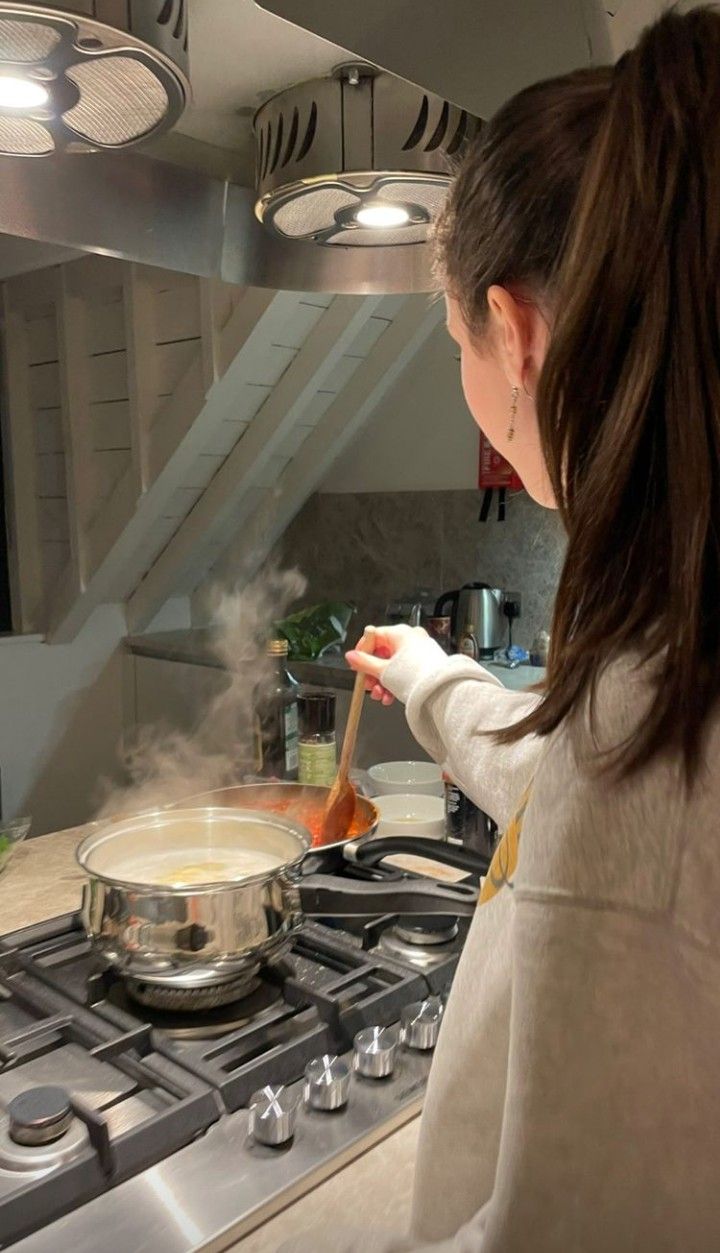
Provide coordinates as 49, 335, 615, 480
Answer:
508, 386, 519, 442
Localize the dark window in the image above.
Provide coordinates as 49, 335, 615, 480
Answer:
0, 410, 14, 633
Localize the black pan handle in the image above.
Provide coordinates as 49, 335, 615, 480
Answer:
299, 874, 477, 918
353, 836, 490, 877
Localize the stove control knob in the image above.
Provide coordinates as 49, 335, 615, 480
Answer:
304, 1055, 351, 1111
248, 1085, 300, 1147
353, 1026, 398, 1079
400, 996, 444, 1051
8, 1086, 73, 1147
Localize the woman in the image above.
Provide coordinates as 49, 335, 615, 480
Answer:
289, 9, 720, 1250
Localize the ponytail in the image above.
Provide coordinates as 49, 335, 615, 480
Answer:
438, 6, 720, 777
526, 7, 720, 776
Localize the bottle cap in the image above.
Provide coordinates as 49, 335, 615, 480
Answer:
298, 688, 336, 736
267, 638, 289, 657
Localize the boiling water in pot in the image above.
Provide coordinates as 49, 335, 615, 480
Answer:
82, 810, 303, 889
117, 848, 286, 888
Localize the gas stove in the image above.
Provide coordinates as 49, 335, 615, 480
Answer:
0, 859, 471, 1251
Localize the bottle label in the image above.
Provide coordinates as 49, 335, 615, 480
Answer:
444, 779, 497, 856
298, 741, 337, 787
284, 702, 299, 774
445, 779, 480, 837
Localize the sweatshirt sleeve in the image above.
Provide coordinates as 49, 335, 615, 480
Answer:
380, 631, 543, 830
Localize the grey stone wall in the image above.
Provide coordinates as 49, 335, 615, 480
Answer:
275, 489, 565, 651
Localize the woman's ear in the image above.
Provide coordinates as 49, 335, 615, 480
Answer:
486, 285, 548, 396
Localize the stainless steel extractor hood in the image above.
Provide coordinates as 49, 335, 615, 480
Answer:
0, 0, 614, 292
0, 1, 189, 154
253, 65, 481, 250
254, 0, 614, 119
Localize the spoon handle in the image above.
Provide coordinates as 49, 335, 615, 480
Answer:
339, 627, 375, 780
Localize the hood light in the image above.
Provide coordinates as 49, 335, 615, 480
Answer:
355, 203, 411, 229
0, 77, 49, 109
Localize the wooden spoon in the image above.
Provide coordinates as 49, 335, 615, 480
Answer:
317, 628, 374, 847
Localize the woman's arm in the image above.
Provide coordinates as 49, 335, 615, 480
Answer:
348, 627, 542, 830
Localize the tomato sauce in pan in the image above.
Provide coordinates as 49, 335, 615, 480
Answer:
256, 795, 370, 846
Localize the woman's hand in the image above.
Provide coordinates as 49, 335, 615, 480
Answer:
346, 625, 429, 706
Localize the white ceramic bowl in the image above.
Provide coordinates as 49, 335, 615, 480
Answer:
367, 760, 443, 797
375, 793, 446, 839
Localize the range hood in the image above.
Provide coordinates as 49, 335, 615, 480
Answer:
0, 0, 614, 292
0, 1, 189, 155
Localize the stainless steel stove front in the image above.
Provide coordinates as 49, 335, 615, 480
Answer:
1, 873, 470, 1250
12, 1045, 431, 1253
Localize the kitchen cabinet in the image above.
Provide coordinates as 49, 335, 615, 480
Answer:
131, 655, 228, 735
126, 634, 545, 773
128, 650, 427, 769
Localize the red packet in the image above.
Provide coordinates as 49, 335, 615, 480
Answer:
478, 431, 523, 490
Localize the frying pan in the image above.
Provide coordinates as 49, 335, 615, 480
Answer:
176, 783, 490, 876
176, 782, 380, 849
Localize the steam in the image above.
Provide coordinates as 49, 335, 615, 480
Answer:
97, 565, 306, 819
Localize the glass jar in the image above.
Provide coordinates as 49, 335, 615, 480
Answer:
298, 688, 337, 787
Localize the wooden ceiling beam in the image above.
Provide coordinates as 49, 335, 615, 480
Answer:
125, 294, 382, 632
206, 297, 443, 590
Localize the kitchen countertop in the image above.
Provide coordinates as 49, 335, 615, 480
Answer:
0, 824, 88, 932
126, 627, 544, 692
0, 824, 420, 1251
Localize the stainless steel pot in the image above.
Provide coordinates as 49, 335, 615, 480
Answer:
77, 806, 477, 994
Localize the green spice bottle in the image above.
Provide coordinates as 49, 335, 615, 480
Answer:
298, 688, 337, 787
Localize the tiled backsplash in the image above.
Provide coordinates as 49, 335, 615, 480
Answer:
275, 488, 565, 650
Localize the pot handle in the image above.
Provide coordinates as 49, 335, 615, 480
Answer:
299, 874, 477, 918
353, 836, 489, 877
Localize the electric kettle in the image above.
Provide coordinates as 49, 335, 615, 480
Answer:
434, 583, 505, 657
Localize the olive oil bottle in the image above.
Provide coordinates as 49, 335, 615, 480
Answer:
255, 639, 299, 780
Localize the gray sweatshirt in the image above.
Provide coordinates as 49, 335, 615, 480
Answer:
285, 634, 720, 1252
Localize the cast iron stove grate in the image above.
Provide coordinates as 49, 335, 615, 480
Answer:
4, 914, 435, 1113
0, 926, 220, 1246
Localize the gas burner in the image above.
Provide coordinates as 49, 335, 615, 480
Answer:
8, 1085, 73, 1146
396, 921, 459, 946
0, 1088, 89, 1173
378, 920, 459, 972
105, 975, 283, 1037
125, 973, 262, 1012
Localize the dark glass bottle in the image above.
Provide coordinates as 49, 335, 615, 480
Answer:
256, 639, 299, 781
444, 773, 498, 861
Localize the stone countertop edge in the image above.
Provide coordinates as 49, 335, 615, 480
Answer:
125, 629, 545, 692
0, 823, 420, 1251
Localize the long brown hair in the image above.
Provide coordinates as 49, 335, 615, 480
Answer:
437, 7, 720, 778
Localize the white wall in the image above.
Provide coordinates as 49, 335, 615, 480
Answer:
320, 323, 479, 493
0, 605, 128, 834
0, 595, 193, 835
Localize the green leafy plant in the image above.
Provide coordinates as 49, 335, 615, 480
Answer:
0, 817, 31, 872
276, 601, 355, 660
